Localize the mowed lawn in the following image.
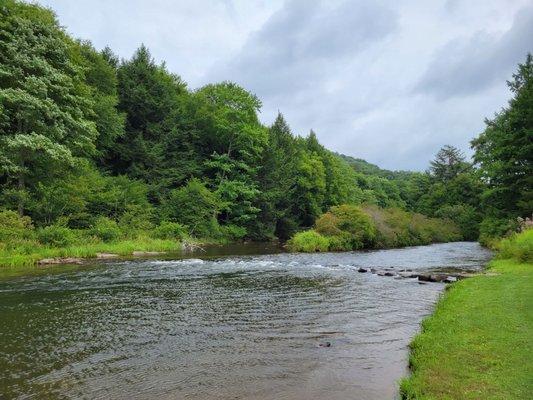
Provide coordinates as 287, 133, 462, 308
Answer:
400, 258, 533, 399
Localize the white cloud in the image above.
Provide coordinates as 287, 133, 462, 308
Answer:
37, 0, 532, 170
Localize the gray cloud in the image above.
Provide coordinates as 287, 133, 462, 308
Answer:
37, 0, 531, 170
208, 0, 398, 97
415, 6, 533, 99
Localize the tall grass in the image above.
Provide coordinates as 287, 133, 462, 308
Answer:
496, 228, 533, 263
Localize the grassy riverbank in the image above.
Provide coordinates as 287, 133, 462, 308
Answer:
0, 237, 187, 268
400, 230, 533, 399
0, 210, 219, 269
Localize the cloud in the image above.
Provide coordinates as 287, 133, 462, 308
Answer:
37, 0, 531, 170
415, 6, 533, 99
207, 0, 398, 97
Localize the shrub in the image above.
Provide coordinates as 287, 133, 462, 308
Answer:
315, 212, 342, 236
90, 217, 121, 242
220, 224, 247, 241
479, 216, 519, 246
435, 204, 481, 241
315, 204, 376, 249
152, 221, 187, 241
163, 179, 220, 238
326, 232, 353, 251
118, 205, 154, 237
0, 210, 34, 242
497, 228, 533, 262
38, 225, 76, 247
362, 205, 461, 248
287, 230, 330, 252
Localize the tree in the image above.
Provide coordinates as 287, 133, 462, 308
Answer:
194, 82, 268, 234
293, 150, 326, 226
74, 41, 125, 162
429, 145, 470, 182
472, 53, 533, 217
255, 113, 301, 239
0, 3, 97, 215
110, 45, 186, 194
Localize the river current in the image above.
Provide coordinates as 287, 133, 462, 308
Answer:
0, 242, 492, 399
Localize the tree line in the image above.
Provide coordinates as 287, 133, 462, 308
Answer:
0, 0, 531, 249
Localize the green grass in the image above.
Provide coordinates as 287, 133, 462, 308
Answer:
400, 258, 533, 399
0, 237, 185, 269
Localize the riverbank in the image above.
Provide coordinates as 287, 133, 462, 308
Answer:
400, 230, 532, 399
0, 237, 195, 269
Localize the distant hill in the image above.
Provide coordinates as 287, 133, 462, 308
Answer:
336, 153, 421, 180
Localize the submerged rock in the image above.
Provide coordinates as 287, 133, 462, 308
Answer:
132, 251, 165, 256
96, 253, 119, 259
357, 268, 368, 273
318, 342, 331, 348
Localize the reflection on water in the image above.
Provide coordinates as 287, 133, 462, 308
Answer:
0, 242, 492, 399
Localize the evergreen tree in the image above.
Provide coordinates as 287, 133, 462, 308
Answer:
429, 145, 470, 182
472, 53, 533, 217
111, 45, 186, 192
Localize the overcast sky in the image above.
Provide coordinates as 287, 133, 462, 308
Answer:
37, 0, 532, 171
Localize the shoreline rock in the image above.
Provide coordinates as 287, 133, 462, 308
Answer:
132, 251, 165, 256
38, 257, 83, 266
96, 253, 119, 259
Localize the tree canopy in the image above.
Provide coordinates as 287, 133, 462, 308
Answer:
0, 0, 530, 246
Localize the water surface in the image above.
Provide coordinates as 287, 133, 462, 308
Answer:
0, 242, 492, 399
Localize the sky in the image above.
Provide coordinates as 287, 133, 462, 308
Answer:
36, 0, 532, 171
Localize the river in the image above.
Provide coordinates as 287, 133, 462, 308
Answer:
0, 242, 492, 399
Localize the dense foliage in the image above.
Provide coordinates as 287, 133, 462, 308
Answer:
288, 205, 461, 252
0, 1, 530, 260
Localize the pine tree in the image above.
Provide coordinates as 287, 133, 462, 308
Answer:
429, 145, 469, 182
472, 53, 533, 217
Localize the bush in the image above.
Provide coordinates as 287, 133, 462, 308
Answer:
38, 225, 76, 247
220, 224, 247, 241
315, 212, 342, 236
435, 204, 481, 241
497, 229, 533, 262
0, 210, 34, 242
362, 206, 461, 248
163, 179, 220, 238
152, 221, 187, 241
118, 205, 154, 237
90, 217, 121, 242
287, 230, 330, 252
326, 232, 353, 251
315, 204, 376, 249
479, 216, 519, 246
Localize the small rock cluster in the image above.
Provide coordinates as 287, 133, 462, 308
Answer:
356, 266, 475, 283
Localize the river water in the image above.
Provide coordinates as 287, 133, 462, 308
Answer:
0, 242, 492, 400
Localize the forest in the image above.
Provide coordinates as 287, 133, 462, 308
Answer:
0, 0, 531, 265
